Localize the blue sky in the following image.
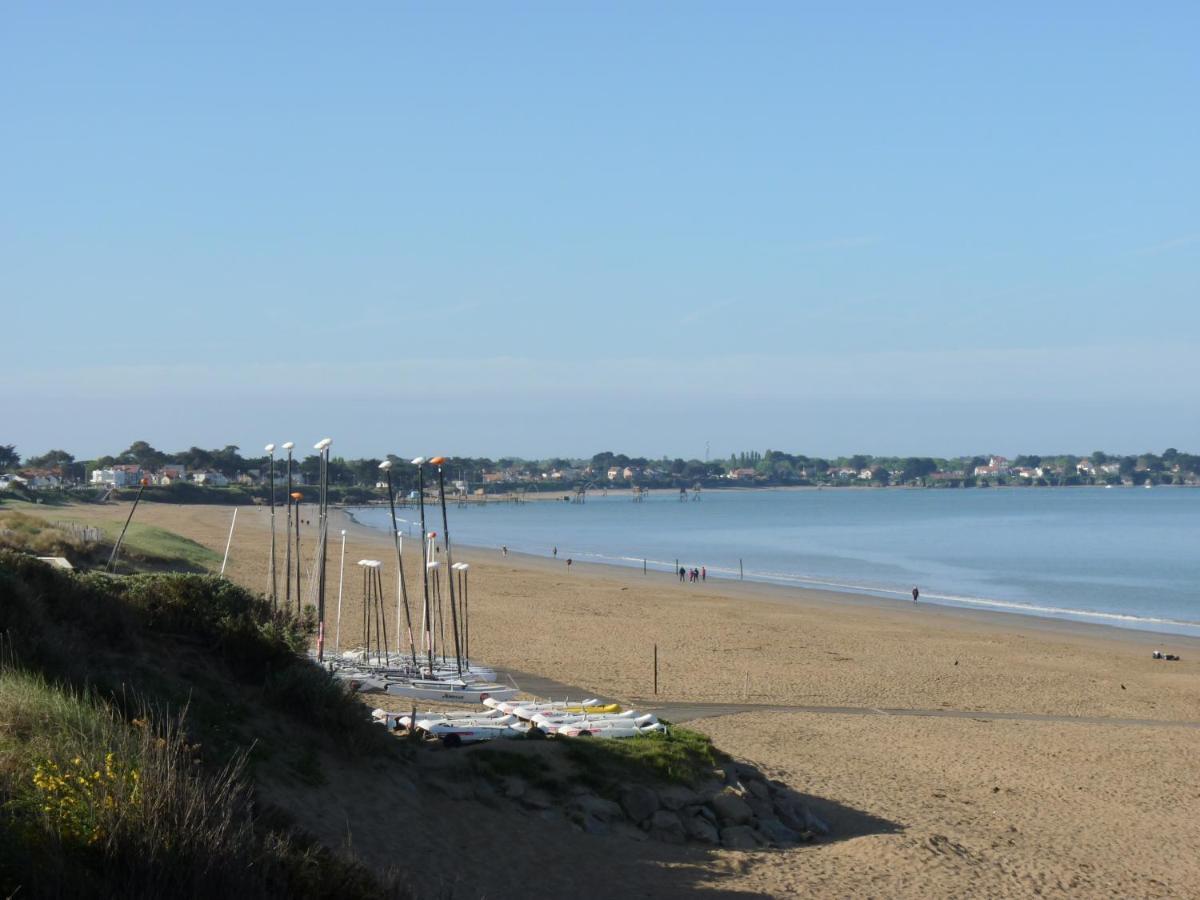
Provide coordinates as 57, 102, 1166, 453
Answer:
3, 2, 1197, 460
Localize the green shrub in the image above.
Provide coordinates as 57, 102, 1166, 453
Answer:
562, 727, 725, 791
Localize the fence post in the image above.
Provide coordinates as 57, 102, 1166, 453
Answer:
653, 643, 658, 695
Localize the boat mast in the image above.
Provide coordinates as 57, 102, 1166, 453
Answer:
282, 442, 294, 610
380, 459, 418, 667
412, 457, 436, 673
265, 443, 277, 609
433, 457, 464, 675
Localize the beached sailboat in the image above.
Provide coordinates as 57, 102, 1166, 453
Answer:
332, 454, 517, 703
556, 719, 667, 739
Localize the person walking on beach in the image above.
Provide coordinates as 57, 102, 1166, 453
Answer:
552, 546, 557, 558
502, 545, 508, 557
701, 566, 706, 582
912, 585, 920, 604
679, 566, 686, 582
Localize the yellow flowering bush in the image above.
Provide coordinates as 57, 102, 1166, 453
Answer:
30, 752, 141, 845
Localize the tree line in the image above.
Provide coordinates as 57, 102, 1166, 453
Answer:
2, 441, 1198, 490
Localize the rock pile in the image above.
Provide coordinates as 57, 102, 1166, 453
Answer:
589, 761, 831, 849
426, 749, 830, 850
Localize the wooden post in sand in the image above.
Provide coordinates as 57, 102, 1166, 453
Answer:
653, 643, 658, 695
220, 507, 238, 576
739, 558, 744, 580
106, 479, 147, 573
643, 558, 647, 575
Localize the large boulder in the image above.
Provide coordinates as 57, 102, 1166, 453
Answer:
682, 813, 720, 845
573, 794, 624, 823
688, 803, 717, 825
647, 810, 687, 845
720, 825, 763, 850
755, 817, 800, 846
746, 780, 771, 801
657, 784, 700, 811
582, 814, 610, 836
620, 785, 661, 823
711, 789, 754, 825
803, 807, 831, 837
747, 797, 775, 820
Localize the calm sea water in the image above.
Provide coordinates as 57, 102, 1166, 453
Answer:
351, 487, 1200, 637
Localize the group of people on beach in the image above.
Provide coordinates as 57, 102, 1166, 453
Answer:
679, 565, 705, 583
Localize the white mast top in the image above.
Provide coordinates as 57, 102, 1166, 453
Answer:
314, 438, 333, 451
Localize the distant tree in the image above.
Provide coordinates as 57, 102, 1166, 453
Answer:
1090, 450, 1109, 466
1013, 454, 1041, 468
119, 441, 166, 468
900, 457, 938, 483
24, 449, 75, 469
1138, 454, 1164, 473
299, 454, 321, 484
212, 445, 245, 475
23, 449, 83, 481
348, 457, 383, 486
848, 455, 870, 471
870, 466, 891, 485
179, 446, 216, 471
0, 444, 18, 471
591, 452, 616, 473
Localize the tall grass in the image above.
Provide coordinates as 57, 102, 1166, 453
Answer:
0, 510, 95, 561
0, 664, 407, 898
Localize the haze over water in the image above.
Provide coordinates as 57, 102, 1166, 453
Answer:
355, 487, 1200, 638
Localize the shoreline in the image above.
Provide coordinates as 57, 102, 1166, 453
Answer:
463, 542, 1200, 654
343, 504, 1200, 644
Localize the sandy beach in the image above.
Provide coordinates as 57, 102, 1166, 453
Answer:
27, 500, 1200, 897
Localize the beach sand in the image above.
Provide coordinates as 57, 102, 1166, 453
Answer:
27, 500, 1200, 897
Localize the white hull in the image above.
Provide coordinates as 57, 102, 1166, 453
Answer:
558, 721, 667, 739
536, 712, 655, 734
383, 679, 516, 704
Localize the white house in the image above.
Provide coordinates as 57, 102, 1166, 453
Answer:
192, 471, 230, 487
90, 467, 142, 487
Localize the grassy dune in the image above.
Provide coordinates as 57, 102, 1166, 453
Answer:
0, 550, 408, 899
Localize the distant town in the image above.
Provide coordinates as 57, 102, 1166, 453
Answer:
1, 441, 1197, 503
